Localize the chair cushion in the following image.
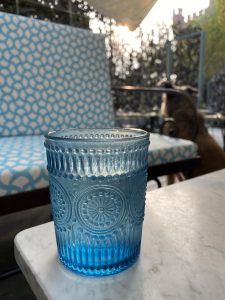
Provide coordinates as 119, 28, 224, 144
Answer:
149, 133, 198, 166
0, 133, 198, 196
0, 12, 114, 137
0, 135, 48, 196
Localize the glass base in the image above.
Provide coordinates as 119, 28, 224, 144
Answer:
58, 248, 140, 276
53, 170, 146, 277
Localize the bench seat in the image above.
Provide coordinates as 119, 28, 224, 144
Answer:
0, 135, 48, 196
0, 11, 114, 198
148, 133, 198, 166
0, 133, 198, 197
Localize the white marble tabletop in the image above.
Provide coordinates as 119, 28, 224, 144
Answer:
15, 169, 225, 300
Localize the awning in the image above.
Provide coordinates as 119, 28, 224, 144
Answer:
86, 0, 158, 31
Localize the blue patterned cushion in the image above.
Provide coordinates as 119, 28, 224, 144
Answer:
148, 133, 198, 166
0, 12, 114, 136
0, 135, 48, 196
0, 133, 198, 196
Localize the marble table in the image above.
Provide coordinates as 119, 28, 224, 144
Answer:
15, 169, 225, 300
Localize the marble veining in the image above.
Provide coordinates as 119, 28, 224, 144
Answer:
15, 169, 225, 300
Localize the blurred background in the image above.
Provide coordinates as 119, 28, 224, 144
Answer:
1, 0, 224, 134
0, 1, 225, 299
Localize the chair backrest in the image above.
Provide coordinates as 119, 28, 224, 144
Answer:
0, 12, 115, 137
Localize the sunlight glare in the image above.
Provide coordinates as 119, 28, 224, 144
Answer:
114, 25, 141, 51
89, 0, 210, 51
141, 0, 210, 32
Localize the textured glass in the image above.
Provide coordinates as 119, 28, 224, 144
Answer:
45, 128, 150, 276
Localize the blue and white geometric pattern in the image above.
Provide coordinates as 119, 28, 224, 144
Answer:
0, 135, 48, 196
148, 133, 198, 166
0, 12, 114, 137
0, 133, 198, 196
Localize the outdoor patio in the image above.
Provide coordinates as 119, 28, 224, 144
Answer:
0, 0, 225, 299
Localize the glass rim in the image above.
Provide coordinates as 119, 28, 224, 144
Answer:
45, 128, 149, 142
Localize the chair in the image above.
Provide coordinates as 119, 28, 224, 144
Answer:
112, 85, 200, 184
160, 83, 225, 179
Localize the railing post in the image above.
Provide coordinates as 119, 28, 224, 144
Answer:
198, 30, 205, 107
16, 0, 19, 14
166, 40, 172, 81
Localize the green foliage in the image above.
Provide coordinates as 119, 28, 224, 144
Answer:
191, 0, 225, 80
108, 25, 169, 87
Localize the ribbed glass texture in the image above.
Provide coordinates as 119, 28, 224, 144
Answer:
45, 128, 150, 276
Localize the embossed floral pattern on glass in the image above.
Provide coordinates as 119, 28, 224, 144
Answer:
45, 128, 150, 276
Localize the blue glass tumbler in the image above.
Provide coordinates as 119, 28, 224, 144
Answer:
44, 128, 150, 276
